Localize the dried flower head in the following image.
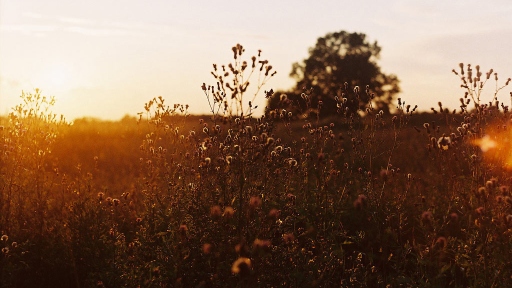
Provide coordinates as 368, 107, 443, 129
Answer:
231, 257, 252, 275
223, 206, 235, 218
249, 196, 262, 209
268, 208, 280, 219
253, 238, 272, 251
179, 224, 188, 235
203, 243, 213, 254
210, 205, 222, 219
283, 233, 295, 244
421, 211, 433, 225
437, 136, 451, 150
434, 237, 447, 249
506, 214, 512, 226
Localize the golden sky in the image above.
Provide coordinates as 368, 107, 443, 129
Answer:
1, 0, 511, 120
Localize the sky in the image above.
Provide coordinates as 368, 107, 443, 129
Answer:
1, 0, 512, 120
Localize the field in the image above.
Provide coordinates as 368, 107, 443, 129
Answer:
2, 63, 512, 287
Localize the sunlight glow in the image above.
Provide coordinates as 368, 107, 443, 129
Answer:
473, 135, 497, 153
36, 64, 73, 92
473, 127, 512, 169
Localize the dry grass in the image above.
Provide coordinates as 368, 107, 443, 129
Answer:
1, 50, 512, 287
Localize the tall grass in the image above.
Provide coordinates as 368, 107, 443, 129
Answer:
1, 48, 512, 287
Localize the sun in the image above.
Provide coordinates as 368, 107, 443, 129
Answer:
36, 63, 74, 92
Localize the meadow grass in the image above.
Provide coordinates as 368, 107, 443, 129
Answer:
1, 50, 512, 287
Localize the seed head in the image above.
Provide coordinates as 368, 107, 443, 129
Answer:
506, 214, 512, 226
179, 224, 188, 236
268, 208, 280, 219
421, 211, 433, 225
253, 238, 272, 251
434, 237, 447, 249
437, 136, 451, 150
223, 206, 235, 218
231, 257, 251, 275
210, 205, 222, 218
203, 243, 213, 254
282, 233, 295, 244
249, 196, 262, 209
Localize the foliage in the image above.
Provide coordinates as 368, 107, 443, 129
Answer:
267, 31, 400, 117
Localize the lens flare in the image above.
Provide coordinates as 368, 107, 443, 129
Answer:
473, 126, 512, 169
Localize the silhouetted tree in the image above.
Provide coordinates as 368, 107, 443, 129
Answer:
267, 31, 400, 118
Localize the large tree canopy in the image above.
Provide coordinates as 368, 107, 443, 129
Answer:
267, 31, 400, 117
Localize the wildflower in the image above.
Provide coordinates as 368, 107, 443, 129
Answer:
283, 233, 295, 244
353, 194, 367, 210
380, 169, 390, 182
231, 257, 251, 275
477, 187, 486, 198
449, 212, 459, 222
268, 208, 280, 219
506, 215, 512, 226
253, 238, 272, 251
152, 266, 160, 277
203, 243, 213, 254
235, 241, 249, 255
113, 199, 120, 207
434, 237, 447, 249
11, 242, 17, 248
1, 235, 7, 242
249, 196, 262, 209
475, 207, 484, 215
437, 136, 451, 150
179, 224, 188, 235
97, 192, 104, 201
210, 205, 222, 219
226, 155, 233, 165
421, 211, 433, 225
288, 158, 298, 167
223, 206, 235, 218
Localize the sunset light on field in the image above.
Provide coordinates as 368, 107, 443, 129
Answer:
1, 0, 512, 120
474, 126, 512, 169
4, 1, 512, 285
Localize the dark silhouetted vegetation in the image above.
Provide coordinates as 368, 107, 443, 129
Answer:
1, 48, 512, 287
